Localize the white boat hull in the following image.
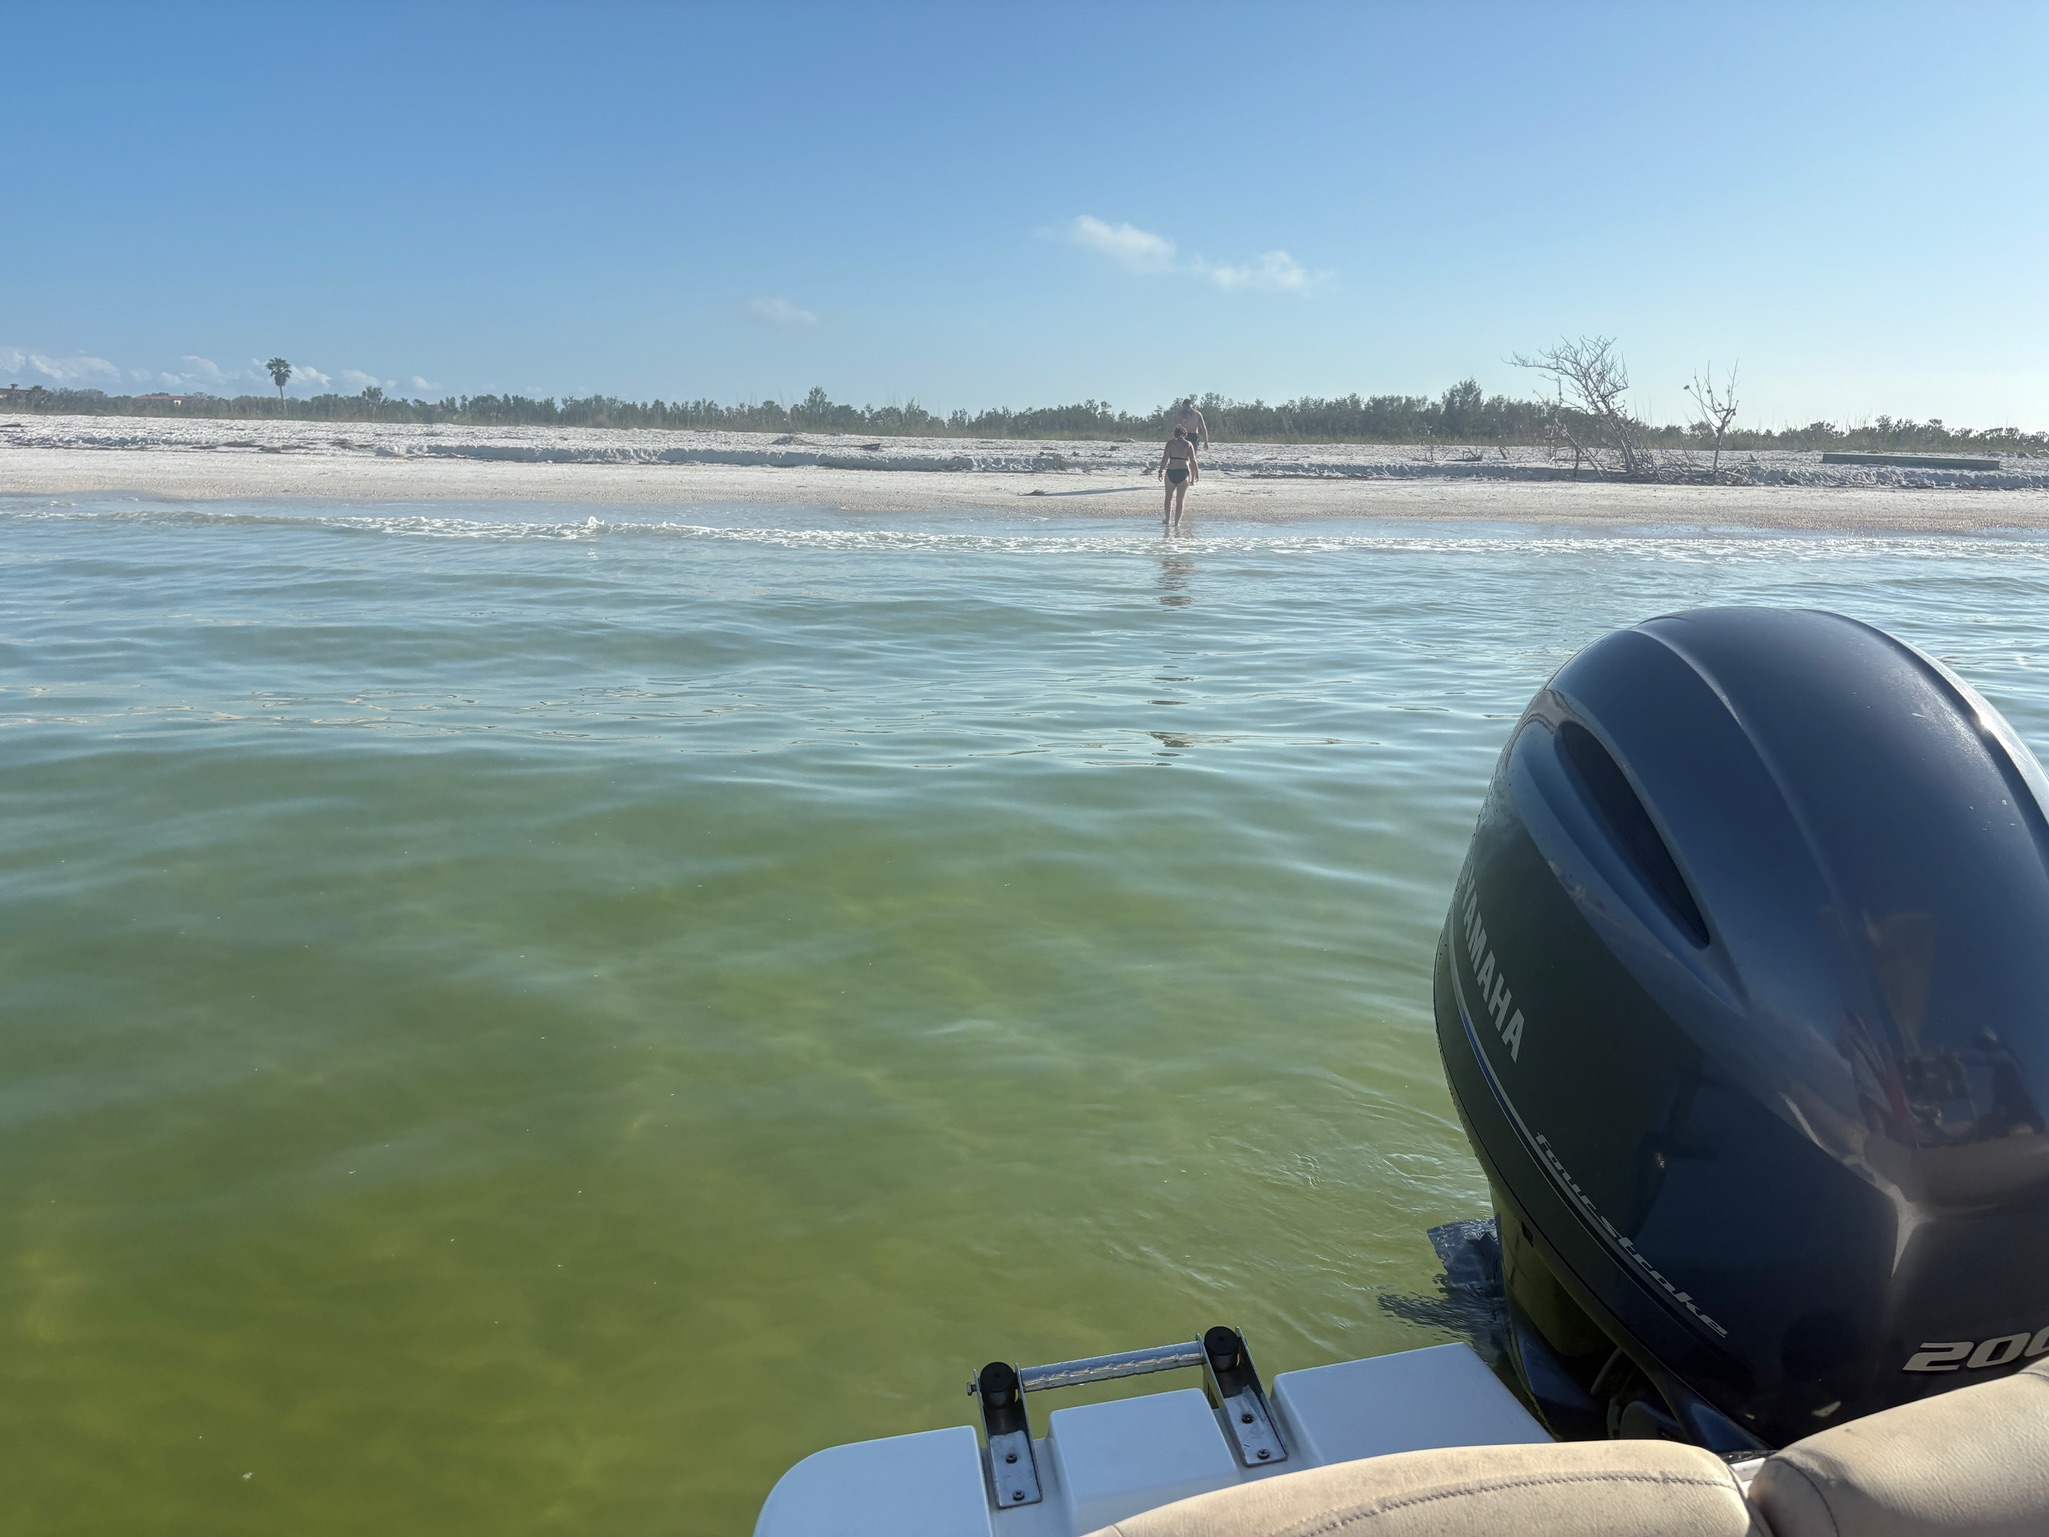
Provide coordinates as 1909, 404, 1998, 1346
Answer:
755, 1342, 1548, 1537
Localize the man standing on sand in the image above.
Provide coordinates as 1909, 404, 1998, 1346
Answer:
1157, 426, 1198, 529
1174, 398, 1209, 447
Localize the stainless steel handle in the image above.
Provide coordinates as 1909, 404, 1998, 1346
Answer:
1017, 1340, 1207, 1393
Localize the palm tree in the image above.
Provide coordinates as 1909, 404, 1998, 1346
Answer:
266, 358, 292, 399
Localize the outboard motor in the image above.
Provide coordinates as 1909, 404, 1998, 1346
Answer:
1436, 607, 2049, 1454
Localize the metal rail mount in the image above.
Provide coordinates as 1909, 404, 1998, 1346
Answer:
966, 1324, 1287, 1509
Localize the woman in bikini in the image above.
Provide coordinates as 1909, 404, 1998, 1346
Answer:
1157, 426, 1198, 529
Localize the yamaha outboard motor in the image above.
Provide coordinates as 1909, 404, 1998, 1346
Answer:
1436, 607, 2049, 1453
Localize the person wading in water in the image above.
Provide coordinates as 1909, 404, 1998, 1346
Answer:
1157, 426, 1198, 530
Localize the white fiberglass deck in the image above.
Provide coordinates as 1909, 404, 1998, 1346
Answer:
755, 1343, 1549, 1537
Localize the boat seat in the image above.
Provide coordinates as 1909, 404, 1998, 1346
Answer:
1086, 1358, 2049, 1537
1081, 1438, 1763, 1536
1750, 1356, 2049, 1537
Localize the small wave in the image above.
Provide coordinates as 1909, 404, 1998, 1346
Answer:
8, 497, 2049, 565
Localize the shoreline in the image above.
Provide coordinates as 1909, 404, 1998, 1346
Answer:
8, 416, 2049, 533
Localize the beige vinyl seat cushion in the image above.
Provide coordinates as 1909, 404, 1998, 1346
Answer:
1750, 1356, 2049, 1537
1084, 1438, 1763, 1537
1088, 1357, 2049, 1537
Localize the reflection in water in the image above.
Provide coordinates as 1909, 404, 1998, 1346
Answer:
1152, 542, 1196, 757
1157, 543, 1195, 607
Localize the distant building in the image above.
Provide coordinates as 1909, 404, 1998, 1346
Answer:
133, 393, 194, 405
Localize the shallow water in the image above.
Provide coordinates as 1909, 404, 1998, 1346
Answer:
5, 496, 2049, 1535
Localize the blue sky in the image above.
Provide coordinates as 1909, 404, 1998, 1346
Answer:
7, 2, 2046, 427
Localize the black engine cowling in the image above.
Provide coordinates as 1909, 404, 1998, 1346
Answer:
1435, 607, 2049, 1452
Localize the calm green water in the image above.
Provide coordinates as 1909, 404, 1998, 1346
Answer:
6, 496, 2049, 1535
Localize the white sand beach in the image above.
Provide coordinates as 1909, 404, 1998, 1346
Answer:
6, 414, 2049, 532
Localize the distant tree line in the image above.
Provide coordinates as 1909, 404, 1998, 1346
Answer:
3, 379, 2042, 455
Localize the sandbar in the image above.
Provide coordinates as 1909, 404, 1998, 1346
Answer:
5, 415, 2049, 534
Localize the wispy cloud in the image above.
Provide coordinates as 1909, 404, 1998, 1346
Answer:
1, 347, 122, 385
410, 375, 438, 393
1, 348, 388, 395
748, 296, 819, 327
128, 355, 244, 390
1057, 217, 1328, 294
1199, 250, 1319, 292
1065, 215, 1179, 274
36, 352, 120, 383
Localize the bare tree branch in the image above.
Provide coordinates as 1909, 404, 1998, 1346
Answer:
1509, 336, 1661, 480
1684, 363, 1740, 479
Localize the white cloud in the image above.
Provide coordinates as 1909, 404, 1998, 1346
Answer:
1056, 218, 1328, 295
342, 369, 395, 391
135, 355, 242, 391
47, 353, 119, 383
1065, 215, 1178, 274
2, 348, 382, 395
748, 297, 819, 326
179, 355, 235, 385
0, 348, 122, 385
409, 375, 438, 393
1200, 250, 1322, 293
